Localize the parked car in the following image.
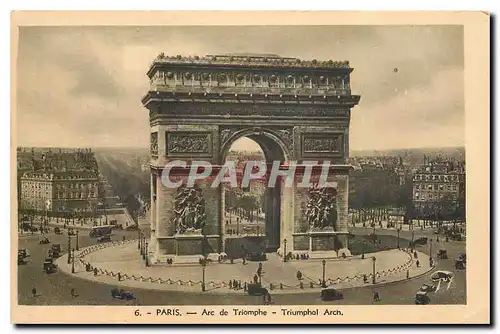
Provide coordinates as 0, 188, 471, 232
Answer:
54, 227, 63, 235
321, 288, 344, 301
419, 283, 436, 293
247, 283, 268, 296
68, 229, 76, 236
415, 291, 430, 305
111, 288, 136, 300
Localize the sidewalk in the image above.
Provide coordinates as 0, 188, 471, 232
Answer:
56, 241, 432, 295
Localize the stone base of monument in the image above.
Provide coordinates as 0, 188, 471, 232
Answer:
151, 233, 222, 265
284, 231, 351, 259
308, 248, 352, 259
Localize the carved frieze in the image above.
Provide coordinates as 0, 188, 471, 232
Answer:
166, 132, 212, 155
150, 132, 158, 156
156, 103, 349, 118
302, 134, 343, 153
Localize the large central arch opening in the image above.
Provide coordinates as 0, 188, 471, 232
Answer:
221, 131, 288, 258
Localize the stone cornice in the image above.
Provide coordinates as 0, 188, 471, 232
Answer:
142, 91, 361, 108
147, 54, 352, 77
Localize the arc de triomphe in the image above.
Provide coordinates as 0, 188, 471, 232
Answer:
142, 54, 360, 264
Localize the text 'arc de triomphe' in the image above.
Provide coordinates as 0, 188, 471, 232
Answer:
142, 54, 360, 263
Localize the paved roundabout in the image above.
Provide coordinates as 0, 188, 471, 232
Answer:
55, 239, 432, 295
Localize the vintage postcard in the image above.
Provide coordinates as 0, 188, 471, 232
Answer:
10, 11, 490, 324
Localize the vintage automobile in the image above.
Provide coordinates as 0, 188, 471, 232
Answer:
412, 237, 428, 246
54, 227, 63, 235
17, 254, 27, 265
111, 288, 136, 300
43, 259, 57, 274
97, 234, 111, 243
18, 249, 29, 258
68, 229, 76, 236
39, 237, 51, 245
321, 288, 344, 301
247, 283, 268, 296
246, 252, 267, 262
415, 291, 431, 305
430, 270, 453, 282
49, 244, 62, 258
455, 253, 466, 269
437, 249, 448, 259
419, 283, 436, 293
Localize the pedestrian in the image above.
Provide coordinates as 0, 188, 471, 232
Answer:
118, 273, 121, 281
123, 236, 126, 241
416, 259, 420, 268
238, 280, 242, 290
406, 270, 410, 279
228, 280, 232, 289
93, 267, 98, 276
32, 286, 37, 298
373, 291, 380, 302
233, 280, 238, 290
70, 288, 78, 298
253, 274, 259, 284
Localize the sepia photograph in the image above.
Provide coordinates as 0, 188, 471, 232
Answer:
10, 11, 490, 324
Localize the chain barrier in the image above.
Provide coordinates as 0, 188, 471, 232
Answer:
76, 240, 416, 290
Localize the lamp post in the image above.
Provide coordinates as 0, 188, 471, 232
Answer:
71, 248, 75, 274
283, 238, 287, 262
321, 259, 326, 288
142, 237, 146, 260
145, 241, 149, 266
201, 259, 206, 292
429, 238, 433, 261
372, 257, 377, 284
138, 230, 141, 250
67, 235, 72, 264
76, 229, 79, 251
397, 228, 401, 249
411, 230, 415, 250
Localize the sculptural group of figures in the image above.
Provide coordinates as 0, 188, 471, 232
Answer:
305, 184, 338, 230
173, 184, 207, 234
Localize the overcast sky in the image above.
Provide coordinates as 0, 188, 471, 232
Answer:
16, 25, 464, 151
